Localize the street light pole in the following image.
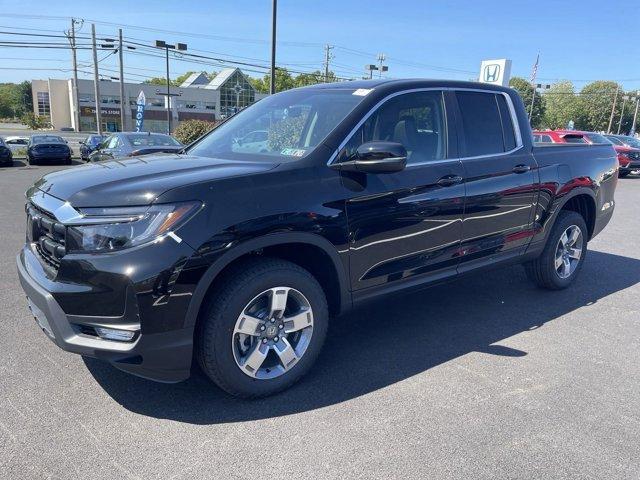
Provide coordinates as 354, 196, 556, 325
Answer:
155, 40, 187, 134
607, 86, 619, 134
270, 0, 277, 94
69, 18, 81, 132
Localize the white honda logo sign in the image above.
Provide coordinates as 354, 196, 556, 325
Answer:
479, 59, 512, 86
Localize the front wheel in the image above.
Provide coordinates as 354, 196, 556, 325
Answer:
196, 257, 328, 398
524, 210, 588, 290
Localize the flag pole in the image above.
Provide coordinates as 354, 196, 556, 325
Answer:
528, 53, 540, 121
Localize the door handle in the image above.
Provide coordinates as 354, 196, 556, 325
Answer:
513, 164, 531, 174
436, 175, 463, 187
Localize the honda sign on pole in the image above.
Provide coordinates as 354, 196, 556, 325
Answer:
478, 59, 512, 87
135, 90, 146, 132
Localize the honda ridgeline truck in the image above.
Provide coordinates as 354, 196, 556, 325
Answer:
17, 80, 618, 398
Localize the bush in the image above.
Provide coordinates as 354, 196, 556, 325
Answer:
173, 120, 217, 145
20, 112, 50, 130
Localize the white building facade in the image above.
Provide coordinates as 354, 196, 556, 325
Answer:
32, 68, 267, 133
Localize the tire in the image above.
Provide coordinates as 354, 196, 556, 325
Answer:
196, 257, 328, 398
619, 171, 630, 178
524, 210, 588, 290
27, 156, 36, 166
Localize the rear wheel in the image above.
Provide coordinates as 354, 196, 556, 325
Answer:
524, 210, 588, 290
27, 156, 36, 166
196, 257, 328, 398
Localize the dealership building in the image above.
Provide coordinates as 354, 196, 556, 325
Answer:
31, 68, 266, 132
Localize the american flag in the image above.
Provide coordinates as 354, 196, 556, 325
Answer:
530, 54, 540, 84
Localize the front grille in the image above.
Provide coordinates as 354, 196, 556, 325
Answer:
627, 151, 640, 161
26, 203, 66, 269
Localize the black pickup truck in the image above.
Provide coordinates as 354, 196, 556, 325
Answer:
17, 80, 618, 398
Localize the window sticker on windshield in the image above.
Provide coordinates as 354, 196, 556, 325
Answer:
352, 88, 373, 96
281, 148, 306, 157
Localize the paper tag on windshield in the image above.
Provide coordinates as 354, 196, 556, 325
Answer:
352, 88, 373, 96
281, 148, 306, 157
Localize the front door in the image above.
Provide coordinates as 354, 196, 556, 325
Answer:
338, 90, 466, 293
452, 90, 538, 271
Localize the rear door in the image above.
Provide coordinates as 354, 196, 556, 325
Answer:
452, 90, 539, 271
340, 89, 466, 292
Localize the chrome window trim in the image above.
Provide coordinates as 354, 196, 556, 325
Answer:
327, 86, 525, 168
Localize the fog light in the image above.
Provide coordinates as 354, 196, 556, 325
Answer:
95, 327, 136, 342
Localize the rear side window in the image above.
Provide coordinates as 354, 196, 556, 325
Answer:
563, 135, 586, 144
496, 95, 516, 151
456, 91, 510, 157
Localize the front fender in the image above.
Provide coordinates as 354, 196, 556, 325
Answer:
182, 232, 351, 329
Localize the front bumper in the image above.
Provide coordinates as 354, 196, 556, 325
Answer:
620, 162, 640, 173
17, 248, 195, 383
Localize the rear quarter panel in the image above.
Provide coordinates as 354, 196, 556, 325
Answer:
528, 143, 618, 249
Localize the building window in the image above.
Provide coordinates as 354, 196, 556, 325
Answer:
218, 70, 255, 118
36, 91, 50, 116
205, 102, 215, 110
101, 96, 120, 104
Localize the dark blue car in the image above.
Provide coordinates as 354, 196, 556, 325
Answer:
79, 134, 106, 161
27, 135, 72, 166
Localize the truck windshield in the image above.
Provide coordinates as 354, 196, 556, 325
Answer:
188, 88, 366, 161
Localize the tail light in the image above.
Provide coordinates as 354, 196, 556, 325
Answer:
617, 153, 631, 167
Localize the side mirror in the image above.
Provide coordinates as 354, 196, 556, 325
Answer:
331, 141, 407, 173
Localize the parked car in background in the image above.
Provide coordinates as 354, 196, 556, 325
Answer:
27, 135, 72, 166
18, 80, 618, 398
88, 132, 183, 162
605, 135, 640, 176
0, 137, 14, 167
233, 129, 268, 153
79, 134, 106, 161
534, 129, 639, 177
4, 136, 29, 155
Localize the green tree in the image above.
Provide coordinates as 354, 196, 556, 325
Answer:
0, 81, 32, 118
509, 77, 545, 128
543, 81, 579, 129
575, 81, 620, 132
144, 76, 178, 86
249, 68, 337, 94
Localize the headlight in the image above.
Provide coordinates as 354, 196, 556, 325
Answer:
66, 201, 201, 253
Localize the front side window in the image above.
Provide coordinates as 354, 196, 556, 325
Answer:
456, 91, 510, 157
340, 90, 446, 164
189, 88, 366, 161
36, 92, 50, 116
106, 136, 119, 149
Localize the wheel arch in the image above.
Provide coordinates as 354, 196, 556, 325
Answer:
184, 232, 351, 330
556, 188, 597, 240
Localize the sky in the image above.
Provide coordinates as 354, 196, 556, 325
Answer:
0, 0, 639, 91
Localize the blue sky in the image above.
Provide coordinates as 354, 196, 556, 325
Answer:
1, 0, 638, 90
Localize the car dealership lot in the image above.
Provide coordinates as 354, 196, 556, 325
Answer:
1, 163, 640, 479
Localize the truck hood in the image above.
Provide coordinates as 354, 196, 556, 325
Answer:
33, 154, 278, 207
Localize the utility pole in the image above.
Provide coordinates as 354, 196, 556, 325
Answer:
617, 96, 629, 135
323, 44, 334, 82
376, 53, 388, 78
631, 92, 640, 136
607, 86, 619, 134
118, 28, 126, 132
91, 24, 102, 135
270, 0, 277, 94
68, 18, 81, 132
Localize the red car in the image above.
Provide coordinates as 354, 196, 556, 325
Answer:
534, 130, 640, 177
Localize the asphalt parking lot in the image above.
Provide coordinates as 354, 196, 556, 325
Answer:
1, 162, 639, 479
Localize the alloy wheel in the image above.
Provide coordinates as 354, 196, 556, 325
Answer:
555, 224, 583, 279
232, 287, 314, 379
